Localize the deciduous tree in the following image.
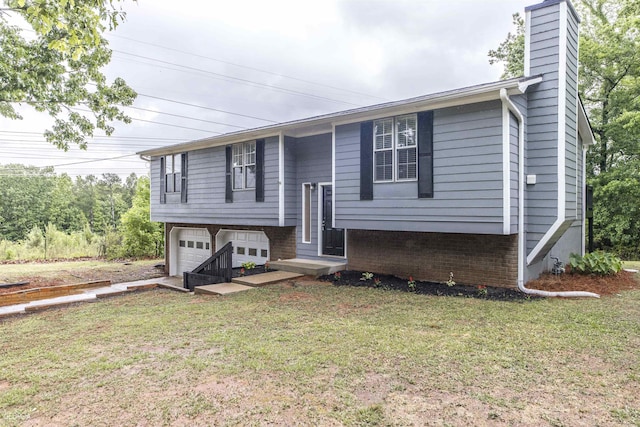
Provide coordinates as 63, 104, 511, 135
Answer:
0, 0, 137, 150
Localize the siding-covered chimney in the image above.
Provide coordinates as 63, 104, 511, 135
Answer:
524, 0, 581, 265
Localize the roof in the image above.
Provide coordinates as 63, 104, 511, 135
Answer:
138, 75, 544, 157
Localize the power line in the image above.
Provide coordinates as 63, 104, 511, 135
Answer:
0, 130, 186, 141
109, 33, 388, 102
123, 105, 247, 129
114, 50, 364, 107
135, 93, 278, 123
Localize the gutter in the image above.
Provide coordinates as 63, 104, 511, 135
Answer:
500, 89, 599, 298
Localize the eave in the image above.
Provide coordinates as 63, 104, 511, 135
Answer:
138, 75, 543, 157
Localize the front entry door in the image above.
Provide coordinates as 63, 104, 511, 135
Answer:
321, 185, 345, 256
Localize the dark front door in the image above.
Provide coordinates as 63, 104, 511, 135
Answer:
322, 185, 345, 256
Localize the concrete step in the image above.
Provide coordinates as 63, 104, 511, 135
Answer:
194, 283, 255, 295
268, 258, 347, 276
232, 271, 303, 287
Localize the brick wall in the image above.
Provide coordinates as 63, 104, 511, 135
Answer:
164, 223, 296, 274
347, 230, 519, 288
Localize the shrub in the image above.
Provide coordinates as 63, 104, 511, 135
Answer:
569, 251, 622, 276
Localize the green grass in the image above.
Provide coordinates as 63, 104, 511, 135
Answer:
1, 281, 639, 426
623, 260, 640, 270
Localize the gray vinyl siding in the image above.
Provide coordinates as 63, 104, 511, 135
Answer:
509, 110, 519, 233
295, 133, 332, 259
335, 101, 506, 234
150, 136, 280, 225
284, 136, 297, 226
525, 3, 561, 253
565, 10, 579, 220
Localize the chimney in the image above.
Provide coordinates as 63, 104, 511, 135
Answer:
523, 0, 582, 264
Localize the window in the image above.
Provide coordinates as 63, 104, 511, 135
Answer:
232, 142, 256, 190
196, 242, 203, 249
248, 248, 257, 256
164, 154, 182, 193
373, 114, 417, 182
302, 183, 312, 243
261, 249, 268, 258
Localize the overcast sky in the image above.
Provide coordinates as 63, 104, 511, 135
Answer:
0, 0, 533, 179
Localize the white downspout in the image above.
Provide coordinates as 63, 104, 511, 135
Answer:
500, 89, 599, 299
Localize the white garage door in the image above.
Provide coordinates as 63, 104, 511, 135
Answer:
216, 230, 269, 268
175, 228, 211, 274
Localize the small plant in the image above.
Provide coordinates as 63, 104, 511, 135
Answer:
446, 271, 456, 287
373, 277, 382, 288
333, 271, 342, 281
361, 272, 374, 281
239, 267, 245, 276
476, 285, 488, 297
264, 261, 270, 272
407, 276, 416, 291
569, 251, 622, 276
241, 261, 256, 270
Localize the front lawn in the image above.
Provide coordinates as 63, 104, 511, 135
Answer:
1, 279, 639, 426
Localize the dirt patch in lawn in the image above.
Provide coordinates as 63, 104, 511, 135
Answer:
321, 269, 640, 299
0, 259, 165, 295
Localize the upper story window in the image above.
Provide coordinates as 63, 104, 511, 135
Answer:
373, 114, 417, 182
165, 154, 182, 193
233, 142, 256, 190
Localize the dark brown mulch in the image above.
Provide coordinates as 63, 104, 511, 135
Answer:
320, 270, 539, 301
320, 269, 640, 300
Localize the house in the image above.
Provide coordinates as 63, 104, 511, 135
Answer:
139, 0, 593, 289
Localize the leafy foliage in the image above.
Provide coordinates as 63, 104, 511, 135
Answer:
488, 13, 525, 79
0, 0, 137, 150
569, 251, 623, 275
120, 176, 163, 258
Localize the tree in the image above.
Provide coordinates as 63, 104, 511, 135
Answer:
120, 176, 163, 258
0, 0, 137, 150
488, 13, 525, 79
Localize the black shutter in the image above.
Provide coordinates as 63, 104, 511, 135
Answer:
255, 139, 265, 202
180, 152, 188, 203
418, 111, 434, 198
225, 145, 233, 203
360, 121, 374, 200
160, 156, 166, 204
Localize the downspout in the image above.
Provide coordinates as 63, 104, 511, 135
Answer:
500, 89, 599, 299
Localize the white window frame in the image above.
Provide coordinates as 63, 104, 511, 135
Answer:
232, 142, 256, 191
164, 154, 182, 193
373, 114, 418, 183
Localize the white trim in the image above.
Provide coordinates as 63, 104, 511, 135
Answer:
278, 131, 285, 227
139, 77, 542, 157
524, 10, 532, 76
331, 124, 336, 229
526, 2, 569, 265
502, 100, 511, 235
301, 182, 312, 244
581, 146, 587, 256
316, 182, 329, 256
558, 2, 567, 217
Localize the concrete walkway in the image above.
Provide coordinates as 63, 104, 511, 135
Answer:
0, 271, 312, 318
0, 276, 186, 319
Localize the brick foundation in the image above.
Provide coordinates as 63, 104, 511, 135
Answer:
164, 223, 296, 275
347, 229, 519, 288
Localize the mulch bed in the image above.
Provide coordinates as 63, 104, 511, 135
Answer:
526, 270, 639, 295
320, 269, 640, 300
232, 265, 271, 278
320, 270, 537, 301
